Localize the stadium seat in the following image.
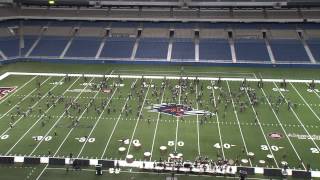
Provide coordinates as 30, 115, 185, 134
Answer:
235, 39, 270, 62
21, 36, 37, 56
306, 39, 320, 62
171, 38, 195, 61
65, 37, 101, 58
269, 39, 310, 62
199, 38, 231, 61
0, 37, 19, 57
100, 37, 135, 58
136, 38, 169, 59
30, 36, 69, 57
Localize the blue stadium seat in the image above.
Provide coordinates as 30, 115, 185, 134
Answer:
270, 39, 310, 62
100, 37, 135, 58
199, 38, 231, 61
307, 39, 320, 62
171, 38, 195, 60
235, 39, 270, 62
136, 38, 168, 59
65, 37, 101, 57
21, 36, 37, 56
0, 37, 19, 57
30, 36, 69, 57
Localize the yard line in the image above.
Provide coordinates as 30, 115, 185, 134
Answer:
273, 82, 320, 152
5, 76, 81, 156
0, 77, 64, 138
76, 87, 118, 158
243, 87, 279, 168
30, 77, 98, 156
290, 82, 320, 123
174, 78, 182, 152
0, 75, 37, 105
126, 80, 152, 156
195, 83, 201, 155
100, 79, 138, 159
0, 76, 49, 121
210, 80, 225, 159
150, 83, 166, 160
307, 83, 320, 100
226, 81, 252, 167
260, 86, 306, 169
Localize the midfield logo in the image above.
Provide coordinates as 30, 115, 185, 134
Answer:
0, 87, 16, 100
149, 103, 213, 117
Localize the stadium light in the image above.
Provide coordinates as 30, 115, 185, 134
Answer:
48, 0, 55, 5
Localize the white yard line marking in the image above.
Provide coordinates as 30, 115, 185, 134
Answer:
174, 79, 182, 152
0, 76, 46, 121
226, 81, 252, 167
76, 87, 118, 158
35, 78, 99, 157
100, 79, 138, 159
150, 83, 166, 160
5, 77, 81, 156
5, 71, 320, 83
243, 87, 279, 168
126, 80, 152, 156
0, 75, 37, 105
0, 77, 64, 138
290, 82, 320, 123
195, 83, 201, 155
260, 87, 306, 169
273, 82, 320, 152
210, 80, 225, 160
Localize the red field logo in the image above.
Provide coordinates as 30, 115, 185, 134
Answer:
0, 87, 16, 100
268, 132, 283, 140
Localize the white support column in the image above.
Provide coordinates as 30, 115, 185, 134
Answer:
0, 50, 7, 60
25, 35, 42, 57
265, 39, 276, 64
301, 39, 316, 64
60, 37, 74, 59
167, 39, 173, 62
131, 38, 139, 60
195, 39, 199, 62
229, 39, 237, 63
95, 37, 106, 59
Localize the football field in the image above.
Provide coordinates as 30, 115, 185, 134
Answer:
0, 68, 319, 179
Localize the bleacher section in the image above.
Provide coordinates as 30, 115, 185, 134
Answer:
30, 36, 69, 57
171, 38, 195, 61
65, 37, 101, 57
269, 39, 310, 62
235, 39, 270, 62
199, 39, 231, 61
100, 37, 135, 58
21, 36, 37, 56
307, 39, 320, 62
0, 20, 319, 65
136, 38, 168, 59
0, 37, 19, 57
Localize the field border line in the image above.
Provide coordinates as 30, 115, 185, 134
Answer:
4, 72, 320, 83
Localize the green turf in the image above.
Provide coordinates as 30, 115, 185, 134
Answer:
0, 62, 319, 179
